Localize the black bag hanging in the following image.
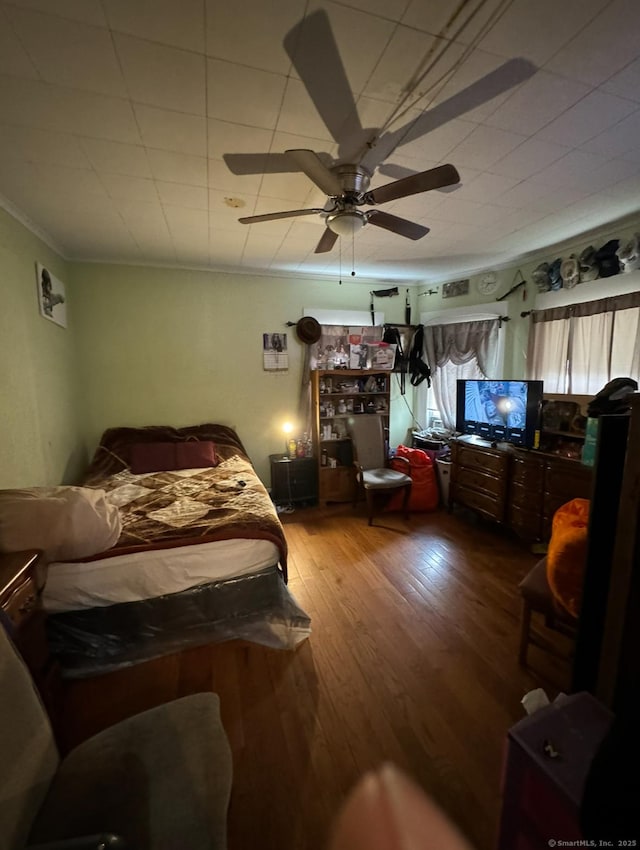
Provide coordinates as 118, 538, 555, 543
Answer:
382, 325, 407, 394
409, 325, 431, 388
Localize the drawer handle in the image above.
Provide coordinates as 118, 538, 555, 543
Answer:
18, 594, 36, 614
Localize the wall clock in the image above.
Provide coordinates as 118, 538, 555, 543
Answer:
477, 272, 498, 295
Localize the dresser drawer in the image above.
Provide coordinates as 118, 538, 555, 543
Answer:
511, 456, 544, 488
455, 484, 504, 521
508, 505, 542, 540
456, 444, 507, 475
457, 466, 503, 497
544, 462, 592, 501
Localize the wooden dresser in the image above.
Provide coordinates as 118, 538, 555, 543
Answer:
0, 550, 59, 721
450, 437, 593, 541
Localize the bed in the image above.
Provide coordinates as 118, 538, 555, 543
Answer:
43, 424, 311, 677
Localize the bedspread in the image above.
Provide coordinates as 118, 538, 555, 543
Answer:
78, 424, 288, 578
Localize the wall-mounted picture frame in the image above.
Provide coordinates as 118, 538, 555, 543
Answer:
442, 278, 470, 299
36, 263, 67, 327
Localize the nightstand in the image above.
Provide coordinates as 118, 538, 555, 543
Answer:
269, 455, 318, 506
0, 550, 59, 724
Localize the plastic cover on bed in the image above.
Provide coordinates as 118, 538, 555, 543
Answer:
46, 566, 311, 678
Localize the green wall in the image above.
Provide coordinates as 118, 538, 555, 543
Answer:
4, 206, 640, 488
0, 208, 85, 487
69, 263, 415, 482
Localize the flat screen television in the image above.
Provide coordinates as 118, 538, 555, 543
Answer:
455, 379, 543, 448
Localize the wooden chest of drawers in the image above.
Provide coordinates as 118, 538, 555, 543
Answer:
451, 440, 509, 523
450, 438, 593, 541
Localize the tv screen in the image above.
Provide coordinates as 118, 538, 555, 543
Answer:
455, 379, 543, 448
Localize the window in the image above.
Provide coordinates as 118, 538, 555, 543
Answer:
419, 307, 505, 430
528, 293, 640, 394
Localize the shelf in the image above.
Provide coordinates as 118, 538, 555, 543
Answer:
542, 429, 586, 440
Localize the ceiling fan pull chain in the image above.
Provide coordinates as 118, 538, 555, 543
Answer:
352, 232, 356, 278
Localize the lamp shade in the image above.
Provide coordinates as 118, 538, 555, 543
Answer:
326, 211, 365, 237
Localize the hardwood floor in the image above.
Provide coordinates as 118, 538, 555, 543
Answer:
59, 505, 570, 850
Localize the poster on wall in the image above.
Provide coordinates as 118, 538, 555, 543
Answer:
263, 332, 289, 371
36, 262, 67, 328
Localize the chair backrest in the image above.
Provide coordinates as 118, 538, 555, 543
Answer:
0, 625, 59, 850
348, 416, 386, 470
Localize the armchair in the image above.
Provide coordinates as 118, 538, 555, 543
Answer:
0, 625, 232, 850
347, 416, 412, 525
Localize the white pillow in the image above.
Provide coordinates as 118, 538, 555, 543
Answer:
0, 486, 121, 562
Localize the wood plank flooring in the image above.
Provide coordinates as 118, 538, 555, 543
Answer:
59, 505, 570, 850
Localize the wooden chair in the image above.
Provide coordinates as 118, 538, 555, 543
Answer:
518, 558, 578, 665
347, 416, 411, 526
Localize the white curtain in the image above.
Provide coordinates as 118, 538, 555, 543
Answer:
528, 294, 640, 394
424, 319, 500, 430
568, 312, 613, 394
527, 318, 570, 392
431, 358, 485, 430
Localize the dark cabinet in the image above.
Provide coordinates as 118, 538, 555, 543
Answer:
269, 455, 318, 506
450, 437, 592, 541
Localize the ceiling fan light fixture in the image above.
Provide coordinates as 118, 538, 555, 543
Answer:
326, 211, 365, 237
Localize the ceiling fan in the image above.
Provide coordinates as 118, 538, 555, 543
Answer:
227, 9, 537, 254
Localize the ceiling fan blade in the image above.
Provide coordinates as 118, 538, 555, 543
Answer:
368, 164, 460, 205
367, 211, 429, 241
361, 57, 537, 170
223, 152, 298, 175
284, 10, 363, 148
378, 163, 461, 193
238, 208, 325, 224
315, 229, 339, 253
286, 149, 343, 196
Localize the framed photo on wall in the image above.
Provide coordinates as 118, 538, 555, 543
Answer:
36, 263, 67, 328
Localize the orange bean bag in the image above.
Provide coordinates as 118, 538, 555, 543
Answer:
386, 445, 439, 512
546, 498, 590, 618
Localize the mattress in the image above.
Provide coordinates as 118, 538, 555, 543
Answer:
43, 537, 280, 613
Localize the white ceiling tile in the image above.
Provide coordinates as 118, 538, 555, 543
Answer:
0, 76, 141, 143
402, 0, 494, 42
388, 115, 476, 164
537, 90, 638, 147
147, 149, 207, 186
448, 125, 526, 170
0, 124, 90, 167
208, 188, 258, 224
0, 8, 38, 78
601, 57, 640, 104
362, 26, 446, 104
208, 158, 263, 195
33, 163, 108, 199
580, 109, 640, 160
156, 181, 208, 209
484, 71, 590, 135
477, 0, 610, 65
100, 172, 158, 201
81, 138, 152, 178
115, 34, 205, 115
135, 105, 207, 155
544, 0, 640, 86
488, 136, 570, 180
205, 0, 303, 74
104, 0, 205, 52
164, 205, 209, 236
300, 2, 396, 96
207, 59, 287, 130
454, 172, 521, 202
4, 0, 107, 26
5, 6, 126, 97
259, 172, 316, 204
276, 77, 346, 143
113, 198, 167, 227
207, 120, 274, 161
529, 149, 608, 189
341, 0, 410, 21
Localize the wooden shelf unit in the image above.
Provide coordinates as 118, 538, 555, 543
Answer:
311, 369, 391, 504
